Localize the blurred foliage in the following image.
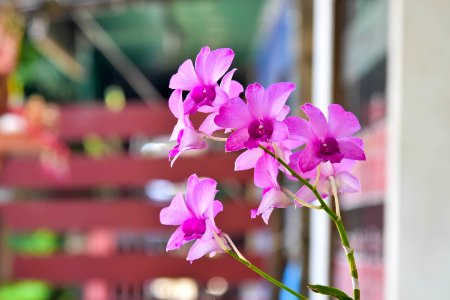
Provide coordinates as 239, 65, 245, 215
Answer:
16, 37, 77, 103
0, 281, 52, 300
8, 229, 60, 255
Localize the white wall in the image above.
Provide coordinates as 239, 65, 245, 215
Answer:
386, 1, 450, 299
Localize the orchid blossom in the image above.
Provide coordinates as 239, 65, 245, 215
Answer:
286, 103, 365, 172
169, 46, 237, 115
168, 89, 207, 166
160, 174, 224, 262
294, 159, 360, 206
215, 82, 295, 151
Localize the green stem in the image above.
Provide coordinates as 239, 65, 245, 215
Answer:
259, 145, 360, 300
226, 250, 308, 300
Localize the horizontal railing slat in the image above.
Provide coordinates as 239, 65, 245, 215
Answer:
0, 154, 252, 188
13, 254, 264, 284
0, 200, 263, 233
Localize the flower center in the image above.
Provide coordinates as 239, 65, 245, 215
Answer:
320, 137, 339, 155
248, 119, 273, 141
317, 137, 343, 163
181, 217, 206, 240
191, 85, 216, 105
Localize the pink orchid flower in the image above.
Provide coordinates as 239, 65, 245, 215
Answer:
160, 174, 224, 262
169, 46, 237, 115
294, 159, 360, 206
286, 103, 365, 172
198, 68, 243, 135
248, 147, 292, 224
168, 90, 207, 166
215, 82, 295, 151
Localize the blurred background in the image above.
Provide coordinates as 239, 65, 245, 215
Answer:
0, 0, 448, 300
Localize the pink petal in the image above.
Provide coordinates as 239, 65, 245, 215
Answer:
229, 80, 244, 98
199, 112, 221, 135
220, 69, 243, 98
246, 82, 268, 119
332, 159, 356, 174
302, 103, 328, 138
225, 128, 249, 151
169, 59, 200, 90
170, 128, 207, 166
210, 86, 229, 108
297, 144, 321, 172
195, 46, 210, 83
340, 136, 364, 147
294, 185, 319, 206
256, 188, 291, 224
266, 82, 296, 118
212, 200, 223, 218
336, 172, 360, 193
254, 154, 278, 188
190, 178, 218, 217
166, 226, 187, 251
261, 209, 274, 225
187, 233, 221, 262
328, 104, 361, 138
160, 192, 192, 225
338, 139, 366, 161
170, 119, 184, 141
185, 174, 200, 207
168, 89, 184, 118
270, 120, 289, 142
204, 48, 234, 85
215, 97, 253, 129
284, 116, 313, 141
220, 68, 236, 93
205, 200, 224, 229
276, 105, 290, 121
235, 148, 263, 171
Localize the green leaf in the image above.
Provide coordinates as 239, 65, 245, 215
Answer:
307, 284, 353, 300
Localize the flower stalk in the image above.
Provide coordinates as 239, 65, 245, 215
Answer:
226, 250, 308, 300
259, 145, 360, 300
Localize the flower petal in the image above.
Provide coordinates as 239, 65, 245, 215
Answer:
270, 120, 289, 142
302, 103, 328, 138
225, 128, 249, 152
168, 89, 184, 118
199, 112, 221, 135
338, 139, 366, 161
297, 144, 321, 172
187, 233, 221, 262
266, 82, 296, 118
254, 154, 278, 188
284, 116, 313, 141
229, 80, 244, 98
235, 148, 263, 171
185, 174, 200, 208
189, 178, 218, 217
295, 185, 319, 206
220, 68, 234, 92
166, 226, 187, 251
194, 46, 210, 83
169, 59, 200, 90
246, 82, 268, 119
204, 48, 235, 85
328, 104, 361, 138
332, 159, 356, 174
215, 97, 253, 129
336, 172, 360, 193
160, 192, 192, 225
276, 105, 290, 121
256, 188, 291, 224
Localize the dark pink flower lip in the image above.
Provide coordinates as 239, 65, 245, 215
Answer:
315, 136, 344, 163
182, 217, 206, 240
